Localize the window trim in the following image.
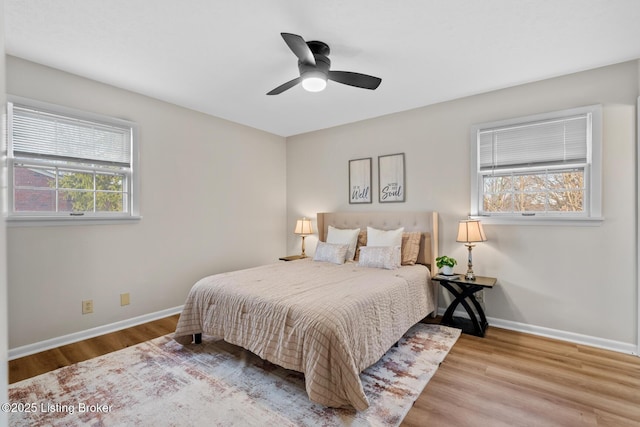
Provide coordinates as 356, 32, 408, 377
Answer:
469, 105, 603, 226
7, 95, 141, 224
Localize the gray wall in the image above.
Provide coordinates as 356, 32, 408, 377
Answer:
6, 56, 287, 348
286, 60, 639, 348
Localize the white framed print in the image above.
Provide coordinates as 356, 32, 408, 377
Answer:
378, 153, 405, 203
349, 157, 372, 204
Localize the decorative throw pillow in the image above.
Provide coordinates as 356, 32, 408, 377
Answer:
358, 245, 401, 270
401, 231, 422, 265
326, 226, 360, 261
366, 226, 404, 247
313, 242, 349, 265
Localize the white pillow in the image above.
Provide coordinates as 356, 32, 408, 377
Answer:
313, 242, 349, 264
358, 245, 401, 270
326, 226, 360, 261
366, 226, 404, 247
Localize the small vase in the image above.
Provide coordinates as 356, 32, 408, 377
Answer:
442, 266, 454, 275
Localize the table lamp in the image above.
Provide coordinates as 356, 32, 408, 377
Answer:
456, 220, 487, 280
294, 217, 313, 257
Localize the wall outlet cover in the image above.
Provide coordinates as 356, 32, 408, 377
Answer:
82, 300, 93, 314
120, 293, 130, 306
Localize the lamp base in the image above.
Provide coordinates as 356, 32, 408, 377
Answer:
465, 243, 476, 280
300, 235, 307, 258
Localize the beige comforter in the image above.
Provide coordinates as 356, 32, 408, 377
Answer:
173, 258, 434, 410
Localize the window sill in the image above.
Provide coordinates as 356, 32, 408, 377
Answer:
469, 216, 604, 226
7, 215, 142, 227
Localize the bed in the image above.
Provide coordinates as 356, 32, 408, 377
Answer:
173, 211, 439, 410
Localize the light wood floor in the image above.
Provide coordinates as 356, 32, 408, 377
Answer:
8, 316, 640, 426
8, 315, 180, 384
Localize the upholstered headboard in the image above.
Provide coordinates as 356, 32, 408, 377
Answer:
316, 211, 439, 271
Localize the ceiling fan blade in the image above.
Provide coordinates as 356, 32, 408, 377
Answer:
328, 71, 382, 90
281, 33, 316, 66
266, 77, 303, 95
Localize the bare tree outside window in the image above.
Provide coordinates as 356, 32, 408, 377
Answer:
482, 169, 584, 214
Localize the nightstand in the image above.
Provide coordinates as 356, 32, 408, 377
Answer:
279, 255, 306, 261
432, 274, 497, 337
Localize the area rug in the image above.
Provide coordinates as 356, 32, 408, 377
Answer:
8, 323, 460, 427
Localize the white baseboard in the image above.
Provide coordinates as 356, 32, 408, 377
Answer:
8, 305, 184, 361
438, 308, 638, 356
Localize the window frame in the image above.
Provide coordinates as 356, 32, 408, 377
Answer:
7, 96, 140, 225
470, 105, 603, 226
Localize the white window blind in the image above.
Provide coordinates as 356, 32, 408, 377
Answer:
11, 104, 132, 167
478, 114, 589, 172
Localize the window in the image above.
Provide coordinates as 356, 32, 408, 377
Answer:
7, 97, 139, 222
470, 105, 602, 224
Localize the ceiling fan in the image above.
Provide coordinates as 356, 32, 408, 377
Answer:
267, 32, 382, 95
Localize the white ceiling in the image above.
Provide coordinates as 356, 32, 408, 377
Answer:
5, 0, 640, 137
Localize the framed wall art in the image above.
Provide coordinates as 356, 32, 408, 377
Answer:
378, 153, 405, 203
349, 157, 372, 204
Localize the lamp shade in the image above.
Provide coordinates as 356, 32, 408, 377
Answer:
456, 220, 487, 243
294, 217, 313, 235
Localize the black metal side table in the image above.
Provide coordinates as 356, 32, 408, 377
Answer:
432, 274, 497, 337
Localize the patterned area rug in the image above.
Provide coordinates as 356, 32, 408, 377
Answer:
8, 323, 460, 427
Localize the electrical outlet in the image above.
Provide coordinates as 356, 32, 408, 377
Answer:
120, 293, 130, 306
476, 290, 484, 304
82, 299, 94, 314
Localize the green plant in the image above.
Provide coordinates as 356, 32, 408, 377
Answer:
436, 255, 457, 269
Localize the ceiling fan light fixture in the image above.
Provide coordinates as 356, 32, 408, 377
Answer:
301, 71, 327, 92
267, 33, 381, 95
